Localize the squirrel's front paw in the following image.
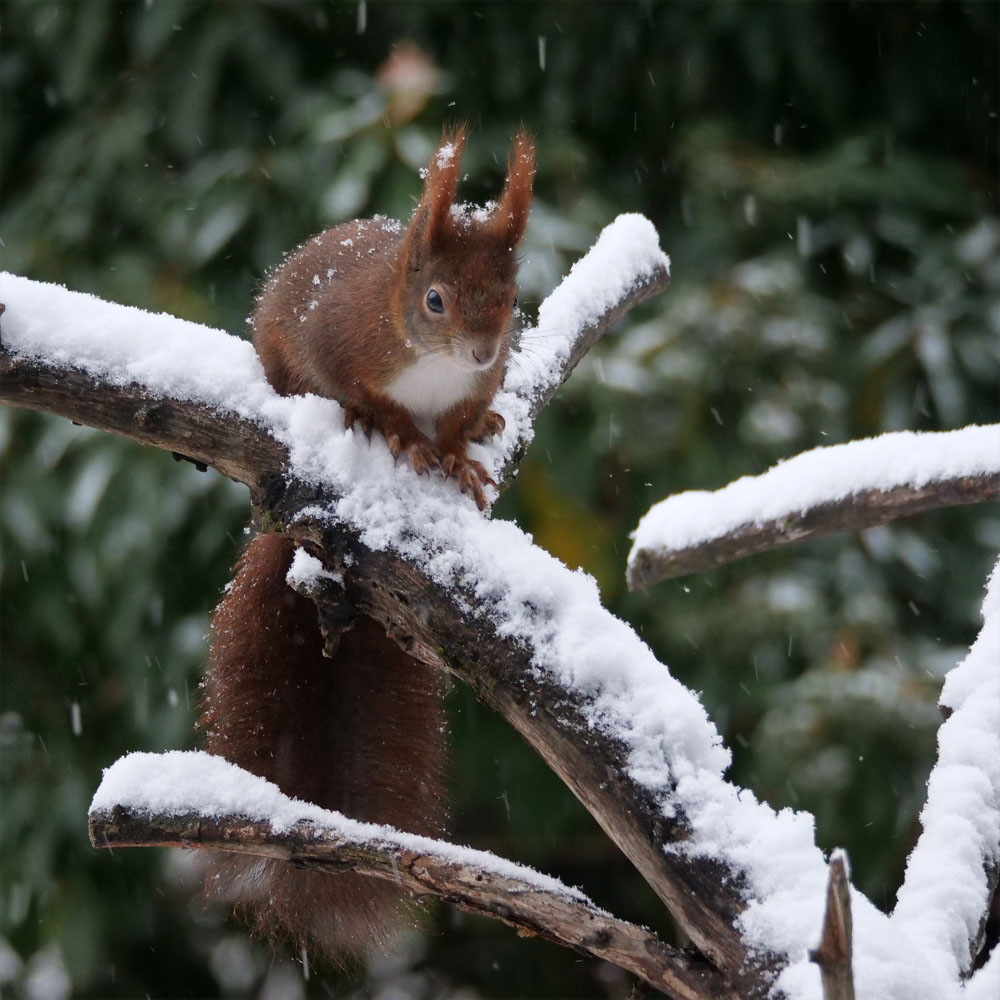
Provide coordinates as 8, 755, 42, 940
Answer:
343, 405, 376, 440
440, 454, 496, 510
385, 433, 441, 477
470, 410, 506, 443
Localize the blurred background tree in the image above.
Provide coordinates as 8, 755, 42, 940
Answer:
1, 2, 997, 997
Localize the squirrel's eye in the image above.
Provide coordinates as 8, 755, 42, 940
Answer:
426, 288, 444, 314
513, 296, 519, 311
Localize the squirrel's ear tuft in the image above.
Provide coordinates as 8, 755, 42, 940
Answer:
493, 129, 535, 247
406, 126, 467, 268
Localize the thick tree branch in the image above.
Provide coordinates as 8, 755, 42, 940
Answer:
0, 350, 287, 492
89, 803, 737, 1000
628, 472, 1000, 589
281, 506, 775, 997
809, 853, 855, 1000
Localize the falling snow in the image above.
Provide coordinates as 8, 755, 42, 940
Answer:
2, 206, 996, 996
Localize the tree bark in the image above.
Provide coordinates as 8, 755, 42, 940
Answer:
809, 853, 855, 1000
0, 349, 286, 492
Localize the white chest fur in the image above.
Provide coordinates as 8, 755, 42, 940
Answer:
384, 352, 481, 428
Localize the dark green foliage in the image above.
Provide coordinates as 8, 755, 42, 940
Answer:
1, 2, 997, 997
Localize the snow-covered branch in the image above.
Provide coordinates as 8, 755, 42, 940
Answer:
270, 494, 778, 995
627, 427, 1000, 588
0, 214, 670, 506
88, 753, 735, 1000
890, 560, 1000, 981
492, 214, 670, 483
0, 347, 286, 491
0, 284, 286, 491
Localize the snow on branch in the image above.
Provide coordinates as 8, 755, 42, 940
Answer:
890, 557, 1000, 980
0, 283, 287, 489
489, 214, 670, 482
88, 752, 736, 1000
277, 495, 788, 995
627, 427, 1000, 588
964, 947, 1000, 1000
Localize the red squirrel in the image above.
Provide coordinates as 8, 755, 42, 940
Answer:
200, 128, 535, 962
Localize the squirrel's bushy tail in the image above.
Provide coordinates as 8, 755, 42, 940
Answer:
200, 533, 448, 960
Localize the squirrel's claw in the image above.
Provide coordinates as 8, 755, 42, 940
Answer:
459, 471, 488, 511
405, 440, 440, 477
444, 456, 494, 511
467, 457, 496, 489
471, 410, 506, 443
342, 407, 374, 439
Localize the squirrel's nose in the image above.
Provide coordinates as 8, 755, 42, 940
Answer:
471, 344, 498, 367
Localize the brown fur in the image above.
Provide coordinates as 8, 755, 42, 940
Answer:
252, 126, 535, 508
201, 534, 448, 958
201, 130, 534, 963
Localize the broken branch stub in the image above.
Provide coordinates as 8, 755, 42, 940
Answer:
809, 852, 855, 1000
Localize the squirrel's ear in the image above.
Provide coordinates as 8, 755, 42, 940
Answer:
406, 126, 466, 269
493, 129, 535, 247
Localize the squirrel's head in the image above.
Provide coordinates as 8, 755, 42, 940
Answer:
398, 126, 535, 372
